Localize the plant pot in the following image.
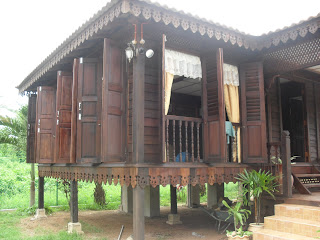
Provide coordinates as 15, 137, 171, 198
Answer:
248, 223, 264, 232
227, 235, 250, 240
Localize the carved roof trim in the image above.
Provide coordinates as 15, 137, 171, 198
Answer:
17, 0, 320, 92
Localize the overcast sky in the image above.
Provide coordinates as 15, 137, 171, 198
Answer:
0, 0, 319, 116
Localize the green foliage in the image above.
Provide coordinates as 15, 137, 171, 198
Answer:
222, 200, 251, 234
0, 105, 28, 161
236, 169, 278, 224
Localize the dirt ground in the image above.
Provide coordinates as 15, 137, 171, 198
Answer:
20, 206, 228, 240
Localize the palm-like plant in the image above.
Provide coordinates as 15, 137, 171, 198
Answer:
236, 169, 278, 225
222, 200, 251, 237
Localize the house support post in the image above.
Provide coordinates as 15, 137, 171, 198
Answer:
144, 185, 160, 217
281, 131, 292, 198
68, 180, 83, 234
187, 184, 200, 208
34, 176, 47, 219
120, 185, 133, 213
207, 183, 218, 209
166, 185, 182, 225
132, 23, 146, 239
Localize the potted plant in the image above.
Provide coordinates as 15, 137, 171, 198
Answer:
236, 169, 278, 232
222, 200, 252, 240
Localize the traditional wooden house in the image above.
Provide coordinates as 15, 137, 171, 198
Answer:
18, 0, 320, 238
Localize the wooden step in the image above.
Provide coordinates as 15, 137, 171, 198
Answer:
305, 183, 320, 188
274, 204, 320, 222
295, 173, 320, 178
264, 215, 320, 238
253, 229, 315, 240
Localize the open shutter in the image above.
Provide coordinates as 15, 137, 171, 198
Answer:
240, 62, 267, 163
76, 58, 102, 164
26, 94, 37, 163
101, 39, 125, 162
202, 49, 226, 162
55, 71, 72, 163
36, 86, 56, 163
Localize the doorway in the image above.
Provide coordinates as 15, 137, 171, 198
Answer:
280, 79, 307, 162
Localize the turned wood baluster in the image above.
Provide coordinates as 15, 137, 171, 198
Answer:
197, 122, 200, 162
185, 121, 188, 162
179, 120, 182, 162
166, 119, 169, 162
191, 121, 194, 162
235, 126, 238, 163
275, 145, 279, 176
173, 120, 176, 162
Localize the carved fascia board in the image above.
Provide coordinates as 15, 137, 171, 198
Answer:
256, 19, 320, 50
38, 165, 246, 188
18, 0, 320, 93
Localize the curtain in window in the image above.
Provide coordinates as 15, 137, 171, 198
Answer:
164, 49, 202, 115
223, 63, 241, 162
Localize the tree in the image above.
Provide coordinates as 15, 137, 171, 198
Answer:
0, 105, 35, 206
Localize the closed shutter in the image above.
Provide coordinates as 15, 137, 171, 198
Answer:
55, 71, 72, 163
202, 49, 226, 162
101, 38, 125, 162
26, 94, 37, 163
240, 62, 267, 163
36, 86, 56, 163
76, 58, 102, 163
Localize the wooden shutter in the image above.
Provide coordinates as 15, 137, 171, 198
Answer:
240, 62, 267, 163
36, 86, 56, 163
55, 71, 72, 163
70, 59, 79, 163
76, 58, 102, 164
101, 38, 125, 162
314, 83, 320, 162
202, 49, 226, 162
26, 94, 37, 163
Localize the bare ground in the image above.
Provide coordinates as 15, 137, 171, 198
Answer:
19, 206, 228, 240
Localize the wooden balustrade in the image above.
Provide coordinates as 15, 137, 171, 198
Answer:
165, 115, 202, 163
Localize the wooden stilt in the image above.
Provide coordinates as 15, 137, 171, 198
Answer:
38, 176, 44, 209
133, 186, 145, 240
70, 180, 78, 223
170, 185, 177, 214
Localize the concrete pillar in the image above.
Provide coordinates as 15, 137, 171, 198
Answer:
120, 185, 133, 213
207, 183, 219, 209
187, 184, 200, 208
144, 185, 160, 217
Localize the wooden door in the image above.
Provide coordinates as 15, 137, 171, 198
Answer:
76, 58, 102, 164
101, 39, 126, 162
240, 62, 267, 163
55, 71, 72, 163
202, 49, 226, 162
26, 94, 37, 163
36, 86, 56, 163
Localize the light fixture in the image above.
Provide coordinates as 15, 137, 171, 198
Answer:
146, 49, 154, 58
125, 45, 134, 63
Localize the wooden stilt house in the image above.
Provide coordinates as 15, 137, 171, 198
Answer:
18, 0, 320, 238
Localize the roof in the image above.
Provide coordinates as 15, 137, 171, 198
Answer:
17, 0, 320, 93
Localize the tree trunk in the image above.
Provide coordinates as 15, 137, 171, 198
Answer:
29, 163, 35, 207
94, 182, 106, 206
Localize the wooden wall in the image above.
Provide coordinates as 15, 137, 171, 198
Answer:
127, 50, 161, 163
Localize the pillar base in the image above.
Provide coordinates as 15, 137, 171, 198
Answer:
166, 214, 182, 225
33, 209, 47, 219
67, 222, 84, 234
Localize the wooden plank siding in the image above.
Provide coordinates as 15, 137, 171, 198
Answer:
127, 50, 161, 163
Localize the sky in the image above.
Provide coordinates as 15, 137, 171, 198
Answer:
0, 0, 319, 116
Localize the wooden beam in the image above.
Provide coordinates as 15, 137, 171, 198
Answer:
170, 185, 177, 214
281, 131, 292, 198
38, 177, 44, 209
70, 180, 79, 223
